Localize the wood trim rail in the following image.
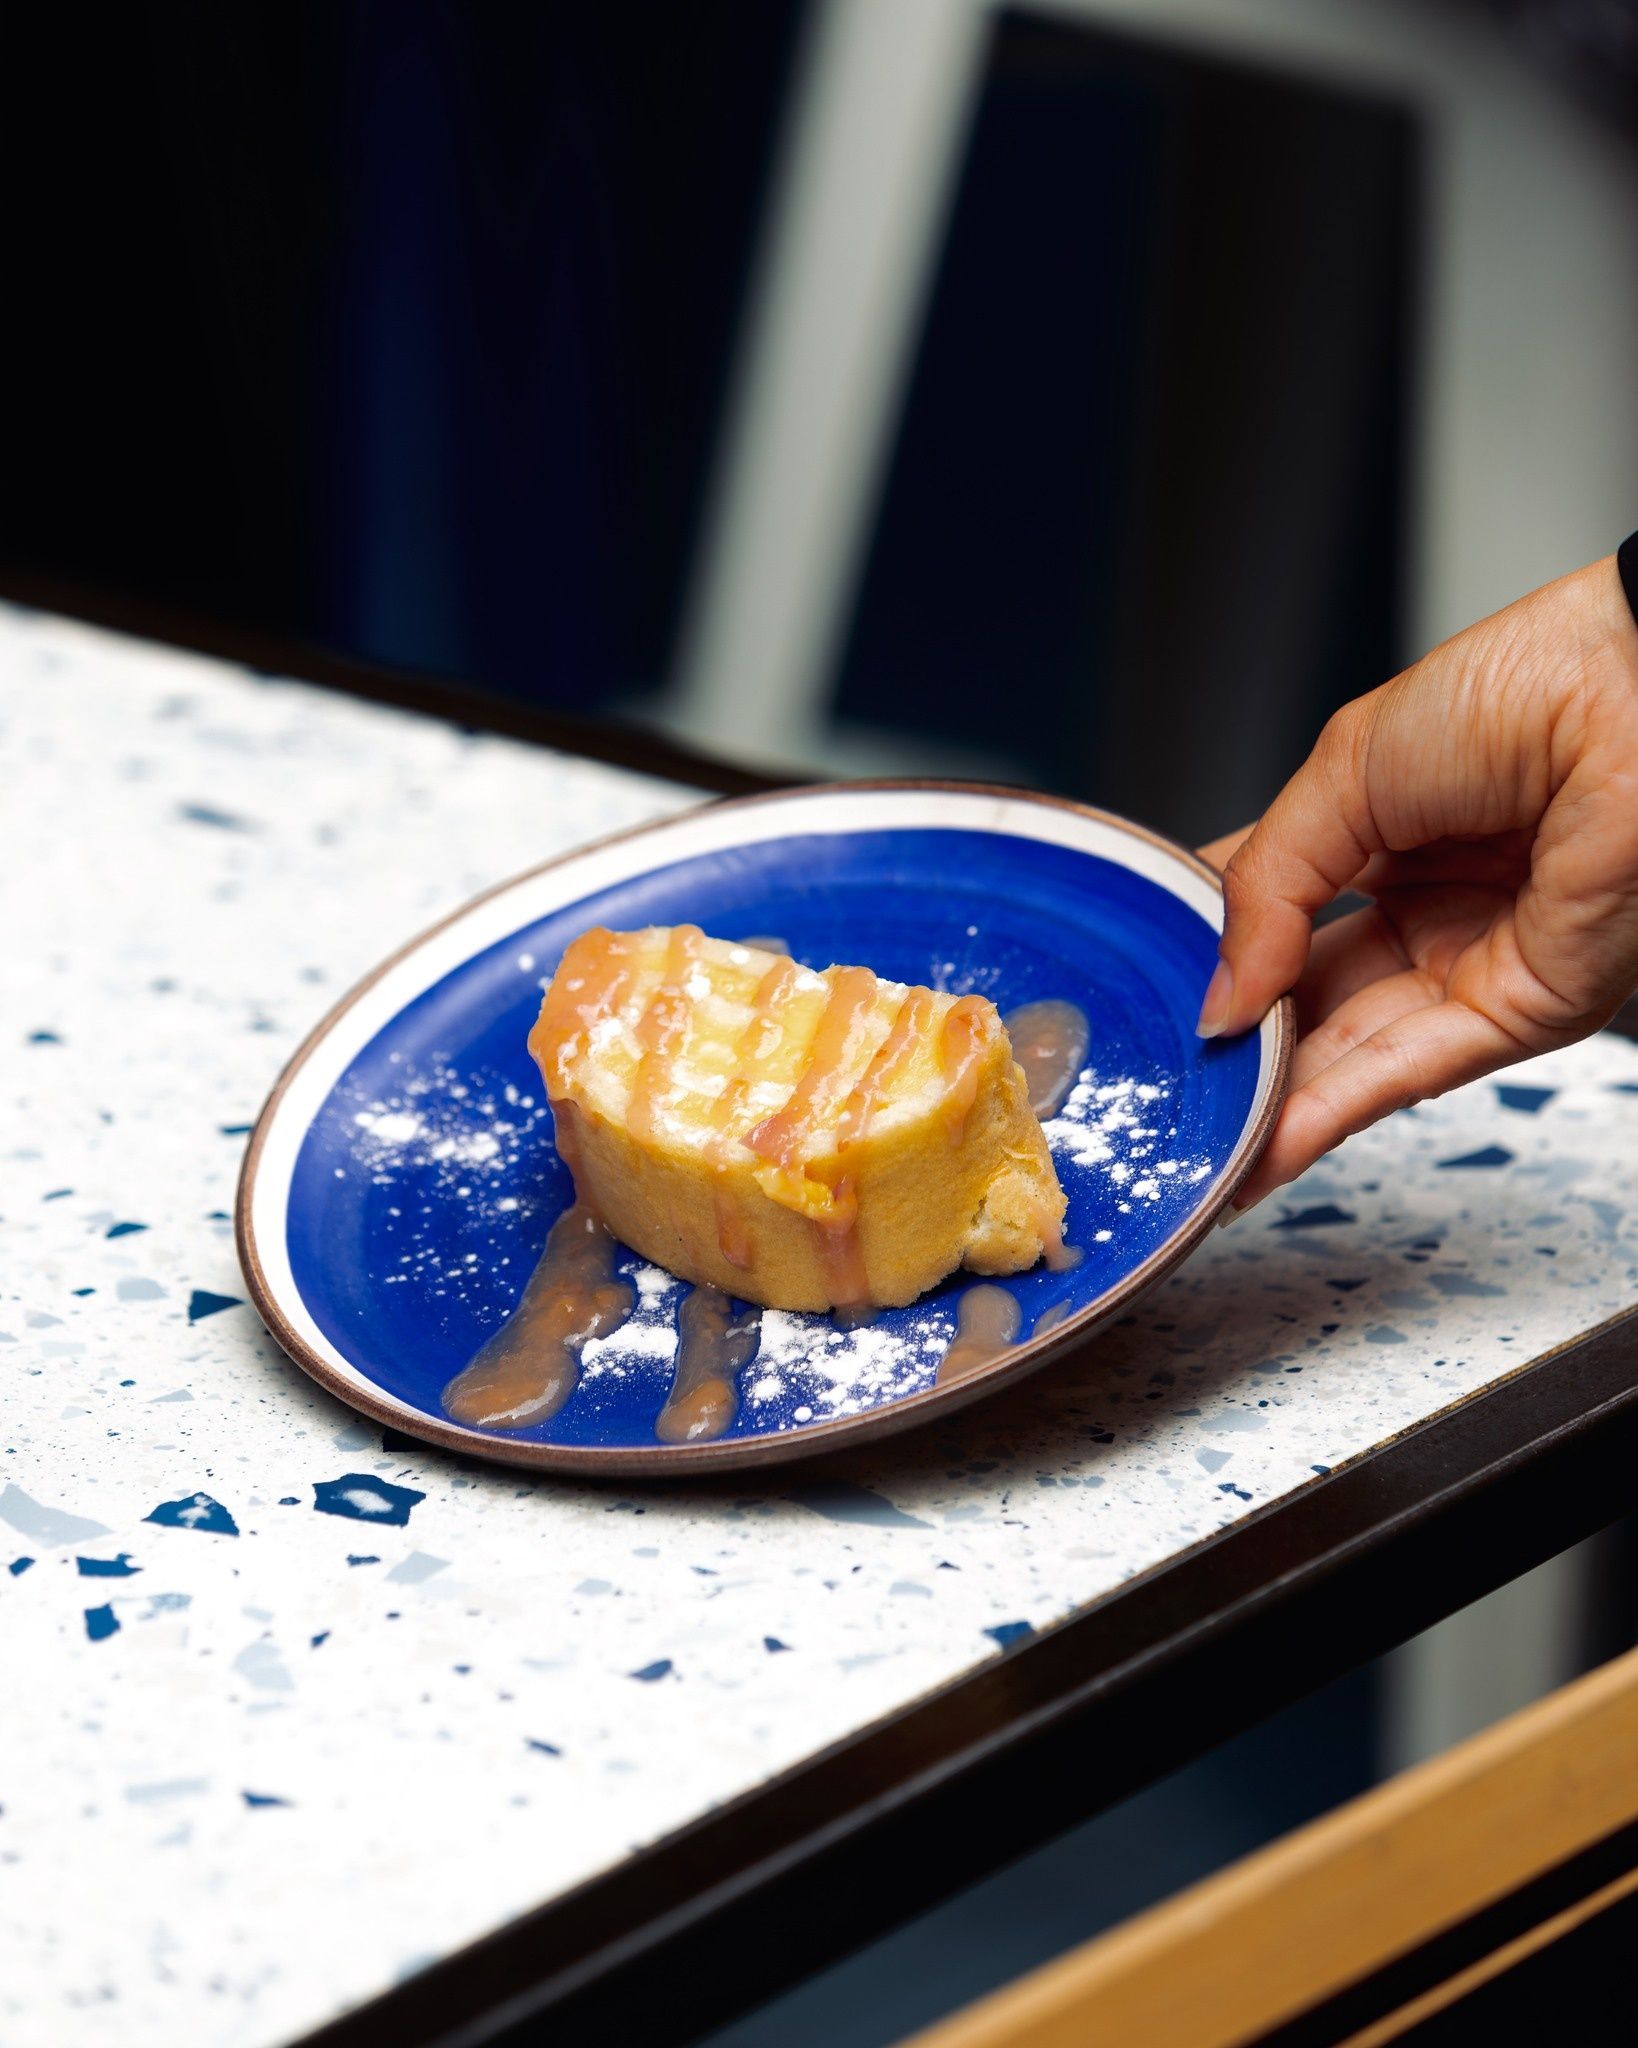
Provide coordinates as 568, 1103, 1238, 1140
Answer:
902, 1644, 1638, 2048
1336, 1863, 1638, 2046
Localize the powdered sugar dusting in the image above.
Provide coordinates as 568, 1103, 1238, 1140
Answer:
582, 1317, 679, 1373
329, 1060, 557, 1318
582, 1261, 683, 1384
746, 1304, 952, 1423
631, 1260, 678, 1308
1043, 1067, 1211, 1213
347, 1065, 547, 1186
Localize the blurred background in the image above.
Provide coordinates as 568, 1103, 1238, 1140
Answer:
7, 0, 1636, 841
5, 3, 1636, 2040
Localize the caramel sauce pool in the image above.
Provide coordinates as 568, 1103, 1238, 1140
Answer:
1002, 999, 1090, 1119
441, 1204, 634, 1431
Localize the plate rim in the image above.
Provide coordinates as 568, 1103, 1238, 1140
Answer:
235, 779, 1294, 1475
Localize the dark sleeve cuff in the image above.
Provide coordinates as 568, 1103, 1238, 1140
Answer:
1619, 530, 1638, 631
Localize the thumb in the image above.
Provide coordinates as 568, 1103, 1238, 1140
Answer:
1198, 698, 1381, 1038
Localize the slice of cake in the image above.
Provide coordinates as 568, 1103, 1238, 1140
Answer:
528, 926, 1069, 1313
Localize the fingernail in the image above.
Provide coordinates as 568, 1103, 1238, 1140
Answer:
1216, 1204, 1239, 1230
1196, 960, 1233, 1038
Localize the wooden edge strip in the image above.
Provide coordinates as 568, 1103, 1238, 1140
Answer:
1335, 1863, 1638, 2048
900, 1643, 1638, 2048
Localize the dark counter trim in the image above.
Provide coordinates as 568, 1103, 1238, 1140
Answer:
0, 565, 792, 797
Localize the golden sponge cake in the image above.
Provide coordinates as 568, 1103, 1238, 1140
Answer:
528, 926, 1069, 1313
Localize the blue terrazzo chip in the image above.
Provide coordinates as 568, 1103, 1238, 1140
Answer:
76, 1554, 140, 1578
312, 1475, 425, 1526
1495, 1084, 1555, 1114
984, 1621, 1034, 1649
1273, 1204, 1357, 1230
145, 1493, 239, 1536
187, 1289, 243, 1323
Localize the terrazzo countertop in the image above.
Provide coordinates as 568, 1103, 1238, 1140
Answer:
5, 603, 1638, 2048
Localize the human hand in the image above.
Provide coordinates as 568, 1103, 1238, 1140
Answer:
1197, 554, 1638, 1214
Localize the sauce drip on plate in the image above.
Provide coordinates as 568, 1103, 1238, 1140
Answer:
442, 1205, 634, 1431
655, 1285, 762, 1444
936, 1285, 1022, 1384
936, 1287, 1077, 1385
1006, 997, 1090, 1270
1001, 999, 1090, 1119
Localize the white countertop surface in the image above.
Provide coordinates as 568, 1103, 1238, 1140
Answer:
4, 602, 1637, 2048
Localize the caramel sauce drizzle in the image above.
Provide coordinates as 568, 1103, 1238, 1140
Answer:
441, 1204, 635, 1431
626, 923, 704, 1144
1036, 1205, 1083, 1272
742, 957, 802, 1064
707, 956, 803, 1268
743, 965, 883, 1314
937, 995, 991, 1144
812, 1179, 872, 1319
835, 986, 934, 1150
655, 1284, 762, 1444
1001, 998, 1091, 1120
744, 965, 880, 1171
548, 1095, 586, 1185
806, 985, 936, 1317
711, 1172, 755, 1272
530, 927, 636, 1096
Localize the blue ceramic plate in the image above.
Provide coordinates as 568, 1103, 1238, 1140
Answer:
238, 784, 1290, 1473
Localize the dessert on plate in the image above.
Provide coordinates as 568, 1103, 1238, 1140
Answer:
529, 925, 1069, 1313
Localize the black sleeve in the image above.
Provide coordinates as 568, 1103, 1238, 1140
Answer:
1619, 530, 1638, 630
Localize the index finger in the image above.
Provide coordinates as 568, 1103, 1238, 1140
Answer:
1202, 701, 1381, 1038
